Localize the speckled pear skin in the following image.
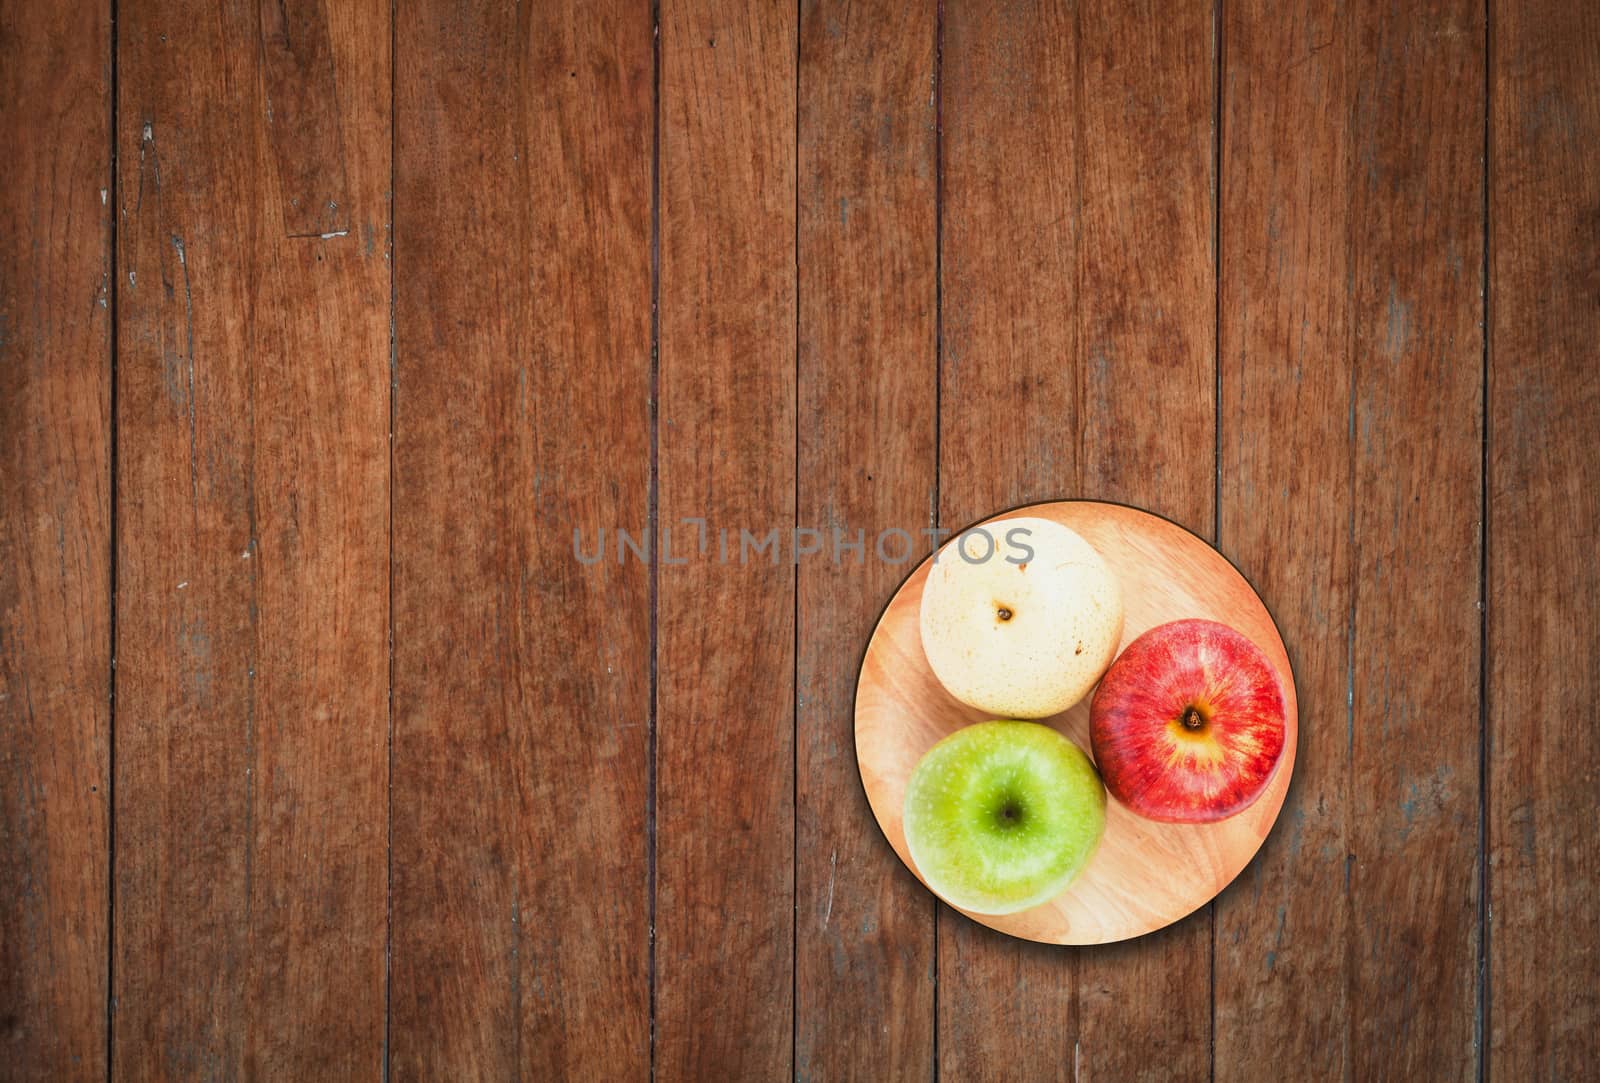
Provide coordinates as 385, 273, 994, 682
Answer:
918, 517, 1124, 718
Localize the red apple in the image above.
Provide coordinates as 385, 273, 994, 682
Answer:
1089, 618, 1286, 823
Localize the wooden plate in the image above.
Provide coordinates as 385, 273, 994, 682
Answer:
854, 500, 1298, 944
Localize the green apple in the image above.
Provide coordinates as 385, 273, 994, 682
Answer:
919, 516, 1123, 718
903, 720, 1106, 914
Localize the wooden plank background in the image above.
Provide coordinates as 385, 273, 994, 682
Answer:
110, 0, 392, 1076
1, 0, 1597, 1079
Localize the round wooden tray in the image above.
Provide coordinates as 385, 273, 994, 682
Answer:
854, 500, 1298, 944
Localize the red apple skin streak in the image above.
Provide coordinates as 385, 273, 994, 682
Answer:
1089, 619, 1287, 824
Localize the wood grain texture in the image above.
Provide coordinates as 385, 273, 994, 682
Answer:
857, 503, 1296, 945
258, 0, 351, 238
0, 0, 111, 1076
513, 8, 654, 1076
795, 0, 937, 1076
390, 1, 523, 1070
1071, 2, 1217, 1075
1489, 0, 1600, 1075
10, 0, 1600, 1074
939, 0, 1216, 1075
391, 0, 652, 1077
113, 0, 390, 1076
1214, 1, 1354, 1073
937, 2, 1083, 1071
1345, 1, 1483, 1072
1217, 0, 1485, 1076
656, 2, 796, 1077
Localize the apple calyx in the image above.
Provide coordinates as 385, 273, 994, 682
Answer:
1179, 704, 1206, 732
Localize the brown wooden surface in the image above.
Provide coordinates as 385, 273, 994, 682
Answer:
2, 0, 1598, 1078
1489, 0, 1600, 1076
656, 2, 797, 1077
1216, 2, 1487, 1077
938, 0, 1217, 1076
1071, 2, 1218, 1077
0, 0, 111, 1078
795, 0, 937, 1078
391, 0, 652, 1077
936, 2, 1084, 1071
390, 0, 524, 1072
113, 0, 390, 1078
1345, 0, 1484, 1071
1214, 2, 1356, 1073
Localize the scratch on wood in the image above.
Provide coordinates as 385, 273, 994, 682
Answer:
1265, 903, 1287, 972
172, 234, 199, 511
136, 121, 158, 212
823, 850, 836, 927
1383, 281, 1413, 360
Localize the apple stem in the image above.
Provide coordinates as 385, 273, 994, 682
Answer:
1181, 705, 1205, 731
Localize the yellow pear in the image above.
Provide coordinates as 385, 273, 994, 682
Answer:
919, 516, 1123, 718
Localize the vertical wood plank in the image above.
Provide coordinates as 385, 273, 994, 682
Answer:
939, 1, 1215, 1075
1489, 0, 1600, 1074
1214, 1, 1354, 1073
113, 0, 390, 1076
940, 0, 1079, 514
391, 0, 653, 1077
1217, 0, 1485, 1075
514, 8, 655, 1077
259, 0, 353, 238
795, 0, 936, 1077
390, 0, 522, 1070
938, 3, 1081, 1070
1345, 1, 1483, 1071
1072, 0, 1216, 1075
656, 2, 797, 1077
0, 0, 111, 1076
